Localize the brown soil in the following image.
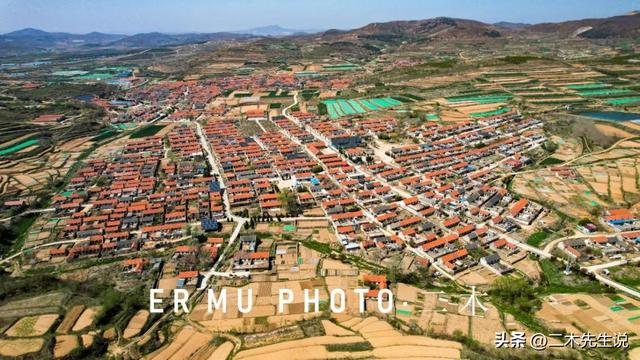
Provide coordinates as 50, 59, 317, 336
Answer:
123, 310, 149, 339
56, 305, 85, 334
72, 306, 99, 332
53, 335, 78, 358
0, 338, 45, 357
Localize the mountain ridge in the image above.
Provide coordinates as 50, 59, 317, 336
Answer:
1, 12, 639, 56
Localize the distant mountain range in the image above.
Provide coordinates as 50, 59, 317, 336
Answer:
0, 28, 256, 56
493, 22, 530, 30
1, 12, 639, 57
0, 25, 317, 56
238, 25, 319, 37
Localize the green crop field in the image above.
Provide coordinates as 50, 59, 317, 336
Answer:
73, 72, 115, 80
446, 93, 512, 104
0, 139, 39, 155
322, 97, 403, 119
470, 107, 511, 118
577, 88, 632, 97
607, 97, 640, 106
566, 83, 610, 90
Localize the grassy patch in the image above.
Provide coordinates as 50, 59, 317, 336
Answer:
0, 214, 38, 257
13, 316, 37, 336
526, 231, 550, 248
500, 56, 544, 64
91, 129, 117, 142
300, 319, 325, 337
610, 264, 640, 288
326, 341, 373, 352
539, 259, 613, 294
129, 125, 165, 139
300, 238, 334, 254
539, 157, 564, 166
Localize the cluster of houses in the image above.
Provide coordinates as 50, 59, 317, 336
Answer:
554, 209, 640, 263
47, 125, 225, 261
559, 231, 640, 262
106, 67, 350, 126
201, 118, 321, 215
603, 208, 639, 231
232, 235, 271, 271
28, 61, 557, 286
282, 109, 549, 275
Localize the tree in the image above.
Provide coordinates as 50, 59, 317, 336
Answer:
377, 133, 390, 140
489, 277, 540, 313
542, 140, 558, 153
311, 165, 324, 174
278, 189, 300, 216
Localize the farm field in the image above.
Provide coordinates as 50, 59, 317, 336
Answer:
322, 98, 402, 119
513, 168, 607, 218
194, 278, 328, 332
123, 309, 149, 339
548, 136, 582, 161
0, 292, 66, 319
5, 314, 58, 337
393, 284, 504, 344
0, 134, 98, 199
147, 326, 213, 360
576, 159, 640, 205
0, 338, 45, 357
536, 293, 640, 340
0, 139, 39, 155
233, 316, 462, 360
53, 335, 78, 358
72, 306, 99, 332
56, 305, 85, 334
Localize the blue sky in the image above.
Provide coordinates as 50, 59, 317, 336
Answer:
1, 0, 639, 34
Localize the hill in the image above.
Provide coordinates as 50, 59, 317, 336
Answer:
319, 17, 503, 43
527, 12, 640, 38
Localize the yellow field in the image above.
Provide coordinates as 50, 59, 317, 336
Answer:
0, 338, 45, 357
124, 310, 150, 339
147, 326, 212, 360
234, 316, 462, 360
5, 314, 58, 337
53, 335, 78, 358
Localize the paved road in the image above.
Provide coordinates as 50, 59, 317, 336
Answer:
542, 231, 624, 254
199, 218, 247, 289
194, 119, 250, 289
585, 256, 640, 272
194, 120, 243, 223
0, 238, 86, 264
591, 272, 640, 299
502, 233, 553, 259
